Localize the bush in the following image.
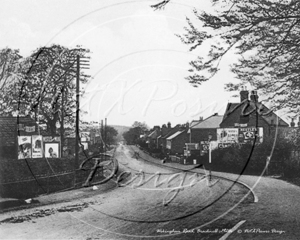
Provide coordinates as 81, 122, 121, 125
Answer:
211, 136, 296, 176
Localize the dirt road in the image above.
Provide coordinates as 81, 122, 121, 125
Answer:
1, 144, 299, 239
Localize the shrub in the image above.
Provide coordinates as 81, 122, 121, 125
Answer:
211, 136, 296, 176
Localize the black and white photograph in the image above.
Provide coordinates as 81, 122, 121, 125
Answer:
1, 0, 300, 239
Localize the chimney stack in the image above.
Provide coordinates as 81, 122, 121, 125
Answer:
240, 86, 249, 102
291, 118, 295, 127
250, 90, 259, 102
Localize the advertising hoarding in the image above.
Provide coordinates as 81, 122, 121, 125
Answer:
217, 128, 239, 143
238, 127, 263, 143
18, 136, 32, 159
43, 136, 61, 158
44, 143, 60, 158
32, 135, 43, 158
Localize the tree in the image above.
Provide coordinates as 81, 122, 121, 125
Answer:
132, 121, 149, 132
102, 126, 118, 145
123, 122, 149, 145
123, 129, 136, 145
0, 45, 90, 136
0, 48, 24, 115
152, 0, 300, 114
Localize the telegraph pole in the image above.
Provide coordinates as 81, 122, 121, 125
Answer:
74, 53, 89, 187
74, 55, 80, 186
101, 120, 104, 152
105, 118, 107, 153
60, 84, 65, 158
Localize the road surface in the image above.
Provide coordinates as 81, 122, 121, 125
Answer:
1, 144, 300, 239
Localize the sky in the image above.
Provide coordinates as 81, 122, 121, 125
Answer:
0, 0, 259, 128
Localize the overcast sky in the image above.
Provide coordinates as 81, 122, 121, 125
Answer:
1, 0, 246, 127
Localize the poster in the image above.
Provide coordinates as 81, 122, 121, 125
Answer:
18, 136, 32, 159
81, 142, 88, 150
200, 141, 210, 154
32, 135, 43, 158
43, 136, 61, 142
239, 127, 263, 143
217, 128, 239, 143
44, 143, 60, 158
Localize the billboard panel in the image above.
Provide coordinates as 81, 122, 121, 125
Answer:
200, 141, 210, 154
32, 135, 43, 158
45, 143, 60, 158
18, 136, 32, 159
185, 143, 199, 150
239, 127, 263, 143
217, 128, 239, 143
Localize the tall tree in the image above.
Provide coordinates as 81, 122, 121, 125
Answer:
152, 0, 300, 113
123, 127, 141, 145
132, 121, 149, 132
123, 121, 149, 144
0, 45, 90, 136
0, 48, 24, 115
102, 126, 118, 145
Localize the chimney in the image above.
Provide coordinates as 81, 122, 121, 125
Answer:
240, 86, 249, 102
167, 122, 171, 128
199, 116, 203, 121
250, 90, 259, 102
291, 118, 295, 127
154, 125, 160, 131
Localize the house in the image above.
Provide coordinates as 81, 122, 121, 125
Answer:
220, 89, 289, 143
166, 128, 189, 155
190, 113, 223, 143
146, 126, 161, 149
159, 125, 182, 153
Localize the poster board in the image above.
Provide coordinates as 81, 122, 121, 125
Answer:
81, 142, 88, 150
44, 143, 60, 158
217, 128, 239, 143
43, 136, 61, 158
200, 141, 210, 154
238, 127, 263, 143
18, 136, 32, 159
32, 135, 43, 158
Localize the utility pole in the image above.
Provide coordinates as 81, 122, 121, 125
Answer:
74, 53, 90, 187
105, 118, 107, 153
101, 119, 103, 152
208, 133, 212, 182
60, 84, 65, 158
74, 55, 80, 186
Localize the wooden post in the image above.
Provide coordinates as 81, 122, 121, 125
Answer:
74, 55, 80, 186
60, 85, 65, 158
105, 118, 107, 153
101, 120, 103, 152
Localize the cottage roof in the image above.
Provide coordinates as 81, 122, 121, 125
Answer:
190, 120, 201, 128
222, 101, 289, 127
161, 127, 181, 139
191, 115, 223, 129
148, 129, 159, 139
166, 130, 185, 140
